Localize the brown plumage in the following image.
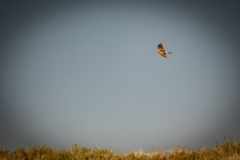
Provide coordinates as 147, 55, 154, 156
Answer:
157, 43, 172, 58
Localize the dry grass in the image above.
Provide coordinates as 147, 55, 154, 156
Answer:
1, 137, 240, 160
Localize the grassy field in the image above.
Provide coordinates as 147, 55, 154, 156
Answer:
1, 137, 240, 160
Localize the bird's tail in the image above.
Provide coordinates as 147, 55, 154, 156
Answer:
166, 52, 172, 54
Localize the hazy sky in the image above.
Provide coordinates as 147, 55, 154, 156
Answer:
1, 1, 240, 154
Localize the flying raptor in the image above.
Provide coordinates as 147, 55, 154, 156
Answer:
157, 43, 172, 58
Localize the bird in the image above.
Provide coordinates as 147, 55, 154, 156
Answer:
157, 43, 172, 58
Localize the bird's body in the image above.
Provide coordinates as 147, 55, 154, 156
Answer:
157, 43, 172, 58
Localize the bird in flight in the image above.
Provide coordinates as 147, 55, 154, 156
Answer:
157, 43, 172, 58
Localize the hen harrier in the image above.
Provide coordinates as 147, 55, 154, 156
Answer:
157, 43, 172, 58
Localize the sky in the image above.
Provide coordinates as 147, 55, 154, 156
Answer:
1, 0, 240, 154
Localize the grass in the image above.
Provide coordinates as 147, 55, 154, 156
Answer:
1, 137, 240, 160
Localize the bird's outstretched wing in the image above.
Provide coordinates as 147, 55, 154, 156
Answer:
157, 43, 167, 58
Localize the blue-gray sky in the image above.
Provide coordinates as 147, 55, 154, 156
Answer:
1, 1, 240, 154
